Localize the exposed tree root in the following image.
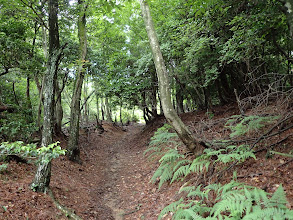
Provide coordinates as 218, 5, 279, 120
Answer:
47, 188, 83, 220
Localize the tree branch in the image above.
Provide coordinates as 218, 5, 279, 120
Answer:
19, 0, 49, 30
80, 90, 95, 111
0, 67, 9, 77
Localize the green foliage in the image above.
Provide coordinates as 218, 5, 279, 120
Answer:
0, 112, 38, 142
225, 115, 280, 138
159, 181, 293, 219
0, 163, 8, 173
0, 141, 66, 164
146, 124, 257, 190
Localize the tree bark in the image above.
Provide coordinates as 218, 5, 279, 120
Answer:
31, 0, 61, 192
55, 82, 63, 134
139, 0, 206, 154
96, 93, 100, 121
26, 76, 33, 122
105, 97, 112, 122
67, 0, 87, 162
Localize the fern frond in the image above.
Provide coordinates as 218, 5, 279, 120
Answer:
173, 159, 191, 171
143, 146, 160, 156
268, 184, 288, 209
171, 164, 191, 183
158, 199, 183, 220
243, 207, 293, 220
179, 185, 196, 194
174, 208, 203, 220
159, 149, 183, 164
158, 164, 174, 189
189, 159, 210, 174
187, 185, 210, 201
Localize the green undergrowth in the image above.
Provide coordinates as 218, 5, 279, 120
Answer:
159, 181, 293, 219
144, 114, 292, 219
0, 141, 66, 170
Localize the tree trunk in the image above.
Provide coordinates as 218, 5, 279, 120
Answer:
120, 103, 123, 125
31, 0, 61, 192
83, 79, 89, 125
105, 97, 112, 122
101, 98, 105, 121
139, 0, 206, 154
67, 0, 87, 163
55, 82, 63, 134
36, 22, 48, 131
96, 93, 100, 121
176, 88, 184, 114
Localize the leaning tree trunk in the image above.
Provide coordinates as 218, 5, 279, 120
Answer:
67, 0, 87, 162
31, 0, 61, 192
139, 0, 206, 154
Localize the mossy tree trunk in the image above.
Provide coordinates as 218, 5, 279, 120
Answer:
67, 0, 87, 163
31, 0, 61, 192
139, 0, 206, 154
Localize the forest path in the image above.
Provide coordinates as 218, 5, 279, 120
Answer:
79, 122, 145, 219
51, 119, 173, 220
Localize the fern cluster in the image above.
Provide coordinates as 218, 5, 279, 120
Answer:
225, 115, 279, 138
147, 118, 292, 219
159, 181, 293, 219
145, 124, 257, 190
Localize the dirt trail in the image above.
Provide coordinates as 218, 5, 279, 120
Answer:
76, 123, 145, 220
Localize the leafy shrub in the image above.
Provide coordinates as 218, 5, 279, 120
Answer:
0, 112, 38, 142
0, 141, 66, 164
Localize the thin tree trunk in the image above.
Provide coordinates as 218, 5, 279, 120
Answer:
37, 76, 45, 130
55, 82, 63, 134
139, 0, 206, 154
105, 97, 112, 122
26, 76, 33, 122
120, 103, 123, 125
31, 0, 61, 192
96, 93, 100, 121
83, 79, 89, 125
67, 0, 87, 162
101, 98, 105, 121
12, 82, 19, 106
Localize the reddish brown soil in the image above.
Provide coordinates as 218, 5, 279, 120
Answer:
0, 104, 293, 219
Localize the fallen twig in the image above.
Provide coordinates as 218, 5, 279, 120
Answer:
277, 158, 293, 168
270, 150, 293, 158
254, 135, 290, 153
